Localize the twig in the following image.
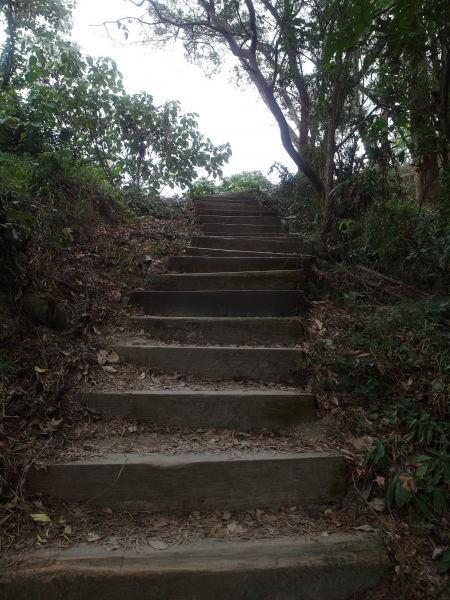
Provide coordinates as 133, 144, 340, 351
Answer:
84, 458, 128, 505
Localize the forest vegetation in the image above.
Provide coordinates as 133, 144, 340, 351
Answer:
1, 1, 450, 597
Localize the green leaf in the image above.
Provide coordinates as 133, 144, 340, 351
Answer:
410, 454, 432, 462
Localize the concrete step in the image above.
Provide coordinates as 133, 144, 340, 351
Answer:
129, 316, 303, 344
206, 232, 287, 237
129, 290, 305, 317
199, 215, 281, 225
191, 236, 317, 254
197, 208, 272, 216
195, 201, 260, 211
0, 534, 387, 600
202, 224, 287, 235
193, 193, 257, 201
168, 256, 307, 273
185, 247, 300, 258
194, 195, 258, 203
25, 451, 346, 511
142, 270, 304, 291
112, 345, 303, 380
78, 389, 314, 429
130, 313, 303, 342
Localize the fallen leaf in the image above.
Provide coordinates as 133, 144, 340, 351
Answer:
96, 350, 108, 365
227, 521, 237, 532
61, 227, 74, 241
368, 498, 386, 512
399, 475, 418, 494
128, 425, 137, 433
433, 547, 445, 560
30, 513, 51, 523
64, 525, 72, 534
349, 436, 366, 451
87, 532, 100, 542
139, 372, 146, 380
223, 511, 232, 521
34, 366, 50, 374
104, 537, 121, 552
107, 351, 119, 364
374, 476, 385, 488
93, 327, 101, 335
36, 533, 45, 543
154, 519, 169, 528
353, 524, 375, 532
102, 366, 118, 373
149, 539, 168, 550
112, 291, 122, 303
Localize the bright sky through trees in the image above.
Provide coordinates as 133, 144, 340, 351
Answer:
71, 0, 296, 178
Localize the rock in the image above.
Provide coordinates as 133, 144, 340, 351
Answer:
21, 292, 69, 330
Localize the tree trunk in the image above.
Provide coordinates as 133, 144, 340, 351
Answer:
414, 152, 441, 205
321, 56, 342, 240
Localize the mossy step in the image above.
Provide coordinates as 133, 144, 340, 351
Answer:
129, 316, 304, 344
0, 534, 388, 600
141, 270, 304, 291
78, 389, 313, 429
25, 451, 346, 511
112, 345, 304, 381
129, 290, 305, 317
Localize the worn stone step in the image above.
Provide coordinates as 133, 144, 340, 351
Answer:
191, 236, 317, 254
193, 193, 257, 201
26, 451, 345, 511
0, 534, 387, 600
129, 290, 305, 317
168, 256, 307, 273
197, 208, 272, 216
112, 345, 303, 380
206, 232, 287, 237
130, 316, 304, 344
142, 270, 304, 291
185, 247, 300, 258
199, 215, 281, 225
194, 195, 258, 203
195, 202, 260, 211
78, 389, 313, 429
202, 223, 287, 235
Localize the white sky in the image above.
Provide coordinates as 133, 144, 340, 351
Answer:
71, 0, 296, 179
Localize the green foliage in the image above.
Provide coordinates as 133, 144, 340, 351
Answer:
334, 296, 450, 554
257, 164, 321, 233
0, 18, 231, 284
216, 170, 269, 192
0, 357, 18, 382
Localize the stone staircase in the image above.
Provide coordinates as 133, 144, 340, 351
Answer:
2, 192, 387, 599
